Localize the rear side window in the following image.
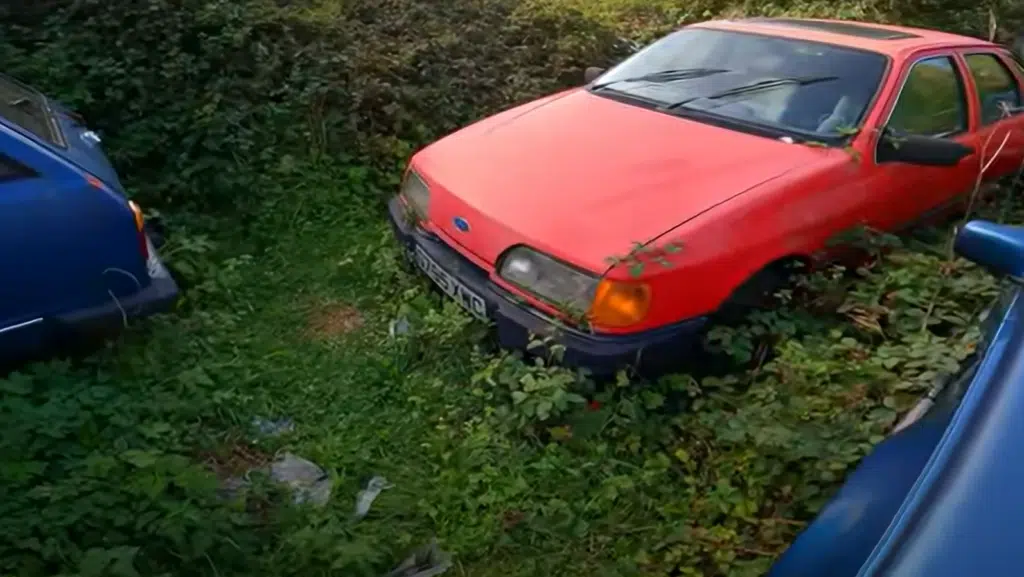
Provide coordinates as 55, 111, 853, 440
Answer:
0, 74, 62, 147
887, 56, 968, 137
0, 154, 37, 183
964, 53, 1022, 125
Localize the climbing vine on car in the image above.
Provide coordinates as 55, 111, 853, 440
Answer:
605, 239, 684, 277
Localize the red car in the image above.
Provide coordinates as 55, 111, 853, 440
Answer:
388, 18, 1024, 373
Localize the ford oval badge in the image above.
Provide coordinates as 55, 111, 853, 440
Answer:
453, 216, 470, 233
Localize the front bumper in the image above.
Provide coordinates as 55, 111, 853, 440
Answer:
387, 197, 706, 375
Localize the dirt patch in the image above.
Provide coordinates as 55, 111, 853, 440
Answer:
200, 438, 271, 481
307, 301, 364, 339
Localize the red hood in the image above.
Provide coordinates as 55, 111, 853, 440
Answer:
415, 89, 825, 272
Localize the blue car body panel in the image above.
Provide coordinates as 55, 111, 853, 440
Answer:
766, 416, 951, 577
861, 289, 1024, 577
48, 100, 126, 192
0, 73, 178, 359
768, 220, 1024, 577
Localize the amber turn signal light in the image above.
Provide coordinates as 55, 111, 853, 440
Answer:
588, 279, 651, 328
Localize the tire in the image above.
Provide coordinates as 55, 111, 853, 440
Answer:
715, 259, 804, 324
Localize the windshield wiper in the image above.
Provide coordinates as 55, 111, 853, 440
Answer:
658, 75, 840, 112
592, 67, 730, 90
703, 75, 839, 100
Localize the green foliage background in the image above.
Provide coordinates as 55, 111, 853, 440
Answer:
0, 1, 1020, 576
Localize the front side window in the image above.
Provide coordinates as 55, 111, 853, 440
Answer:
886, 56, 967, 137
0, 74, 62, 147
589, 28, 888, 138
964, 53, 1022, 125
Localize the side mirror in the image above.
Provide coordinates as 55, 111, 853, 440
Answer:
877, 131, 974, 167
954, 220, 1024, 278
584, 66, 605, 84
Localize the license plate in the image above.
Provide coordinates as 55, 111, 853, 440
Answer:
413, 245, 488, 321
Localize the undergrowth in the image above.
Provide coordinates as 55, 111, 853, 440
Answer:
0, 0, 1020, 576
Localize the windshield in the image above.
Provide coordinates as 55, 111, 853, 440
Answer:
592, 28, 888, 138
0, 74, 62, 147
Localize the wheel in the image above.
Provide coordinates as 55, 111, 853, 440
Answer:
715, 259, 804, 324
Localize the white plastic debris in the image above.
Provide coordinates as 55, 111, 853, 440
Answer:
251, 416, 295, 438
384, 540, 452, 577
354, 475, 394, 519
389, 316, 412, 337
270, 452, 333, 507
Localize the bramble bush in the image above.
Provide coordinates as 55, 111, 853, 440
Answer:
5, 0, 1019, 213
1, 0, 628, 211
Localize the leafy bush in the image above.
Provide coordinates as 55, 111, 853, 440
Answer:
4, 0, 1019, 212
2, 0, 627, 211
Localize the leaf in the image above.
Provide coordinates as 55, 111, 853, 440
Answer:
629, 262, 645, 277
548, 425, 572, 441
536, 400, 553, 420
79, 547, 139, 577
881, 357, 901, 369
120, 449, 160, 468
565, 393, 586, 404
511, 391, 528, 404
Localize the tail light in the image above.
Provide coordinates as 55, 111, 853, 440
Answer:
128, 200, 149, 261
84, 173, 149, 262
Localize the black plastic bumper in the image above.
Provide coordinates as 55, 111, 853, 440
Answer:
54, 253, 180, 336
387, 197, 706, 376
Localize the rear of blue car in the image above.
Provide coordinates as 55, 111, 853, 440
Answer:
0, 73, 178, 360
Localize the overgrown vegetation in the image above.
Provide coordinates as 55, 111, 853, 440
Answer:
1, 0, 1021, 575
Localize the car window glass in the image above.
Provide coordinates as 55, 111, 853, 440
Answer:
0, 155, 34, 183
0, 75, 61, 146
887, 56, 967, 137
964, 53, 1022, 124
1007, 51, 1024, 76
590, 28, 888, 138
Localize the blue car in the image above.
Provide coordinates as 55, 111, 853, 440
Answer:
767, 219, 1024, 576
0, 73, 178, 360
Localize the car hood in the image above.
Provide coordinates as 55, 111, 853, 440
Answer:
415, 89, 823, 272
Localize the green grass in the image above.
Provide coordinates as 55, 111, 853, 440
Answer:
1, 157, 1006, 577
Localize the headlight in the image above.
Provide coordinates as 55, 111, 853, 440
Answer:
499, 246, 652, 327
499, 246, 599, 314
400, 170, 430, 219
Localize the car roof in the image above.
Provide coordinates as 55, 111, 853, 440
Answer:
858, 288, 1024, 577
694, 18, 995, 56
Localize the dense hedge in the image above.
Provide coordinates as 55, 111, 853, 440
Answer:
1, 0, 631, 210
5, 0, 1022, 213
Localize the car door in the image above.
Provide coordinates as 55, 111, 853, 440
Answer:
958, 50, 1024, 184
0, 152, 52, 354
860, 52, 979, 232
0, 125, 146, 358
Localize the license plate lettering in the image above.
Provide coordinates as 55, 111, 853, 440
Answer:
413, 245, 488, 321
